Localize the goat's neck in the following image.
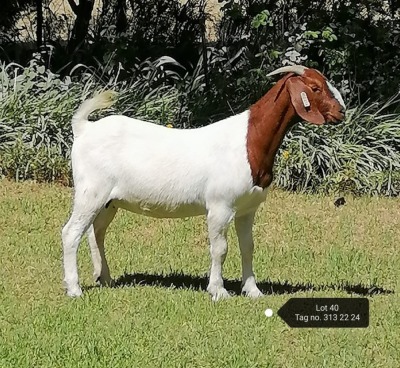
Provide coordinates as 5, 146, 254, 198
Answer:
246, 79, 297, 188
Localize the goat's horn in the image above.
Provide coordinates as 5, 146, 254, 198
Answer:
267, 65, 308, 77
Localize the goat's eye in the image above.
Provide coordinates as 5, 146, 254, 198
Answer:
311, 86, 321, 92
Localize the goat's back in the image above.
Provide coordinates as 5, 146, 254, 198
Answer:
70, 112, 255, 215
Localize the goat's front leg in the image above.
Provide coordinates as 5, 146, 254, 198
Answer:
206, 205, 235, 301
235, 210, 263, 298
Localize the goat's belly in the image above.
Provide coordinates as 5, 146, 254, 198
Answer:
111, 199, 207, 218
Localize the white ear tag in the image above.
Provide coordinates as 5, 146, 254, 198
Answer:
300, 92, 310, 108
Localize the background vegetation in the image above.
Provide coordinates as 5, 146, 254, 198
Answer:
0, 0, 399, 195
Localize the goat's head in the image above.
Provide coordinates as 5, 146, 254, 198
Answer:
267, 65, 346, 125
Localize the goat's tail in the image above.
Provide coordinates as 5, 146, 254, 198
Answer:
72, 90, 117, 138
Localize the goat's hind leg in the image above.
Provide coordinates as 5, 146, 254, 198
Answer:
62, 195, 104, 297
87, 204, 117, 287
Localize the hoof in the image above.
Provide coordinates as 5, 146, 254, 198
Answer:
66, 286, 83, 298
208, 286, 231, 301
242, 287, 264, 298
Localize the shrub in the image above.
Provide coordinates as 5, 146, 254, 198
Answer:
275, 97, 400, 196
0, 139, 71, 185
0, 55, 398, 196
0, 55, 183, 183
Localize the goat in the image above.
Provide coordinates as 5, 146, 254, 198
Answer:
62, 65, 346, 301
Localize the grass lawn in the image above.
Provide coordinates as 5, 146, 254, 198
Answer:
0, 179, 398, 367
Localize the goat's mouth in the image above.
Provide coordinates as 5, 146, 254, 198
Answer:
325, 112, 345, 125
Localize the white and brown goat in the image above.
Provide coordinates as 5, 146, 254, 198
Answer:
62, 65, 346, 301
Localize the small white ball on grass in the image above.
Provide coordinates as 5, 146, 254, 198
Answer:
264, 308, 273, 317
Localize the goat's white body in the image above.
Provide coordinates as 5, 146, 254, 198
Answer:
71, 112, 267, 218
63, 93, 267, 301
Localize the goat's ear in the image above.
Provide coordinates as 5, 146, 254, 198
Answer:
286, 78, 325, 125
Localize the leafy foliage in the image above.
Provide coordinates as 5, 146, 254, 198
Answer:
1, 1, 400, 195
275, 97, 400, 196
215, 0, 400, 105
0, 0, 34, 41
5, 0, 400, 106
0, 55, 399, 196
0, 56, 184, 184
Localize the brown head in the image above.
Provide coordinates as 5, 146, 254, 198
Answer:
247, 65, 346, 188
267, 65, 346, 125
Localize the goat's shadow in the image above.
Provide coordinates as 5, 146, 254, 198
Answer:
96, 271, 393, 296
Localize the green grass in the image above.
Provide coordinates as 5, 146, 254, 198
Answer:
0, 180, 399, 367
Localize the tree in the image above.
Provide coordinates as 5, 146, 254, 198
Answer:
0, 0, 35, 40
66, 0, 95, 53
115, 0, 128, 34
36, 0, 43, 48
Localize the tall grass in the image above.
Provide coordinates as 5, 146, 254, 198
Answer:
0, 57, 82, 183
0, 56, 399, 195
275, 96, 400, 196
0, 56, 182, 184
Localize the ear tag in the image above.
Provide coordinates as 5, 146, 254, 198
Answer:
300, 92, 310, 108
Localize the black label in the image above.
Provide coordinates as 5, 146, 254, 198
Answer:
277, 298, 369, 328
